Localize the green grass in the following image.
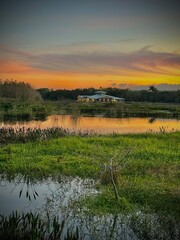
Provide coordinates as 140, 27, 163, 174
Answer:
0, 132, 180, 217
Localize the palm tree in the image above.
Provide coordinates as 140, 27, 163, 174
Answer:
149, 85, 158, 92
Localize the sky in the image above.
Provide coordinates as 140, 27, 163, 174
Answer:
0, 0, 180, 90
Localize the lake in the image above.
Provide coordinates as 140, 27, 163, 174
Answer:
0, 114, 179, 134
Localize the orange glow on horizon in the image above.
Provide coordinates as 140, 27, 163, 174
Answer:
0, 59, 179, 89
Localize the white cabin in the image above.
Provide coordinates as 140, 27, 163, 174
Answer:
77, 91, 124, 103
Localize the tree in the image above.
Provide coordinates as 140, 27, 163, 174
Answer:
0, 80, 41, 101
149, 85, 158, 92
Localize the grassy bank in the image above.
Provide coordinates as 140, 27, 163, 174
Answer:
55, 101, 180, 118
0, 98, 57, 121
0, 132, 179, 217
1, 98, 180, 120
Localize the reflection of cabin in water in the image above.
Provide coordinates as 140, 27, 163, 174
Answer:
77, 91, 124, 103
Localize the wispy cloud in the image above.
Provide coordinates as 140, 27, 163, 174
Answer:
0, 44, 32, 58
0, 44, 180, 77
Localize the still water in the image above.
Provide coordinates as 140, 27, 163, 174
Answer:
0, 115, 180, 134
0, 176, 97, 216
0, 176, 179, 240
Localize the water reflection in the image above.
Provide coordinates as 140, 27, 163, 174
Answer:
0, 115, 180, 134
148, 117, 156, 124
0, 175, 97, 216
0, 176, 179, 239
16, 175, 39, 201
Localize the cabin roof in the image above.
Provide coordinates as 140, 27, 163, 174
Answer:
78, 94, 124, 100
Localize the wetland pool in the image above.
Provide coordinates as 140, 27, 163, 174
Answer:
0, 175, 179, 240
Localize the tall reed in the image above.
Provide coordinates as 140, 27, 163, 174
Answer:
0, 127, 95, 144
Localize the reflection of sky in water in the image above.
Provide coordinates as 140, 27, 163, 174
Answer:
0, 176, 97, 216
1, 176, 179, 240
0, 115, 179, 134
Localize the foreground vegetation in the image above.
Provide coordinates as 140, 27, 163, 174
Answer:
0, 131, 179, 218
1, 211, 179, 240
0, 212, 79, 240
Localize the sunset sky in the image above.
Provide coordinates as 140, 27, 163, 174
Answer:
0, 0, 180, 90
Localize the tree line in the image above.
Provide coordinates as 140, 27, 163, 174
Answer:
0, 80, 41, 101
0, 80, 179, 103
37, 87, 180, 103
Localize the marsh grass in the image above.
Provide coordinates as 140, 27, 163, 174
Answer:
1, 99, 179, 121
1, 210, 179, 240
0, 211, 79, 240
0, 131, 179, 216
0, 127, 95, 145
58, 101, 180, 118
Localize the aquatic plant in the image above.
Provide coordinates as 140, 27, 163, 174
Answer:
0, 127, 95, 145
0, 211, 79, 240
